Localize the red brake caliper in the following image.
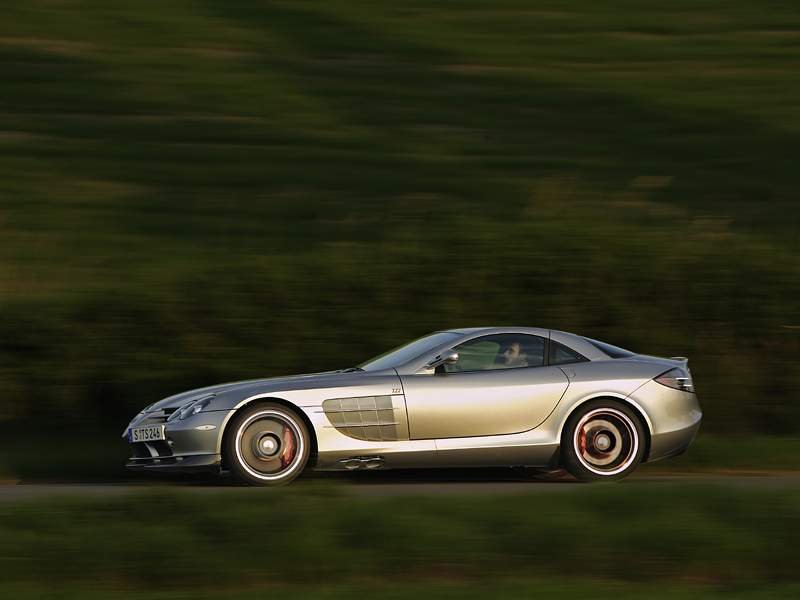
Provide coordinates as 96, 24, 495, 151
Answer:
578, 427, 587, 456
280, 426, 296, 468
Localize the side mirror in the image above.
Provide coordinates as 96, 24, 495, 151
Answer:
426, 349, 459, 370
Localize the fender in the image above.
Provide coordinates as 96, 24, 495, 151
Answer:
555, 391, 654, 441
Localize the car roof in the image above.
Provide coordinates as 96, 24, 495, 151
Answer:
443, 326, 541, 335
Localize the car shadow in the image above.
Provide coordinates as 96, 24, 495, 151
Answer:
119, 466, 577, 487
16, 467, 576, 487
302, 466, 576, 485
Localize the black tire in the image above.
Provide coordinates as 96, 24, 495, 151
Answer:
561, 399, 646, 482
223, 402, 310, 486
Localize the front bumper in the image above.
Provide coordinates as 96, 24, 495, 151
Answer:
124, 409, 230, 473
126, 453, 222, 472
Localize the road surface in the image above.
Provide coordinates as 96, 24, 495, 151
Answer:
1, 469, 798, 501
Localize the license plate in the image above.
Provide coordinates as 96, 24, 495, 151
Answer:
129, 424, 165, 443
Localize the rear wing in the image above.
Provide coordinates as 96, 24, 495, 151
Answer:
670, 356, 691, 378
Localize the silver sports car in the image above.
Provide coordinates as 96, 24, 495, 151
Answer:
123, 327, 701, 484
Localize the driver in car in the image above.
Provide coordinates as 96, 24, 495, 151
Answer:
502, 341, 529, 368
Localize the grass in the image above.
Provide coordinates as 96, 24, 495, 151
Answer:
0, 482, 798, 600
3, 582, 800, 600
1, 483, 798, 589
645, 434, 800, 472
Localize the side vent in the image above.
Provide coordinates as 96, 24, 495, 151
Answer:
322, 395, 406, 441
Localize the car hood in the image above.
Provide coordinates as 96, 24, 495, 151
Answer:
144, 369, 359, 412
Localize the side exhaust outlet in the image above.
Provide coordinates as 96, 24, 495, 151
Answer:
338, 456, 385, 470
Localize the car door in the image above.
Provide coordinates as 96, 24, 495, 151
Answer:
400, 333, 570, 439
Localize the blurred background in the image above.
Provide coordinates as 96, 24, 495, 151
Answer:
0, 0, 799, 597
2, 0, 798, 477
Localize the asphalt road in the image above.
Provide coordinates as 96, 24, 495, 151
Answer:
2, 470, 799, 501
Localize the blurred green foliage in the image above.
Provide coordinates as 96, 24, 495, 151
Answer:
5, 583, 800, 600
0, 483, 798, 590
1, 0, 799, 470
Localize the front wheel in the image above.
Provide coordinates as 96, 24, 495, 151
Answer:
224, 402, 310, 486
561, 400, 645, 482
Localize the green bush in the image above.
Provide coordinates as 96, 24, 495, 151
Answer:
1, 484, 798, 588
1, 1, 799, 480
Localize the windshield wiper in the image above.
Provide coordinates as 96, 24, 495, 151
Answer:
340, 367, 364, 373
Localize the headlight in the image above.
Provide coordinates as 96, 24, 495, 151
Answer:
168, 395, 215, 422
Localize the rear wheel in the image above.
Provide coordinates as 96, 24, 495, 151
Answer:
224, 402, 310, 486
561, 400, 645, 482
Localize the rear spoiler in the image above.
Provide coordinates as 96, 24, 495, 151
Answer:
670, 357, 690, 374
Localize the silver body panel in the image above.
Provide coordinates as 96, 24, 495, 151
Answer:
123, 327, 701, 473
401, 366, 569, 439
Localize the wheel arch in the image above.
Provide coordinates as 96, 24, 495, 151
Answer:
219, 396, 319, 470
557, 394, 653, 461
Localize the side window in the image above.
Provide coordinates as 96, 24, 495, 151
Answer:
445, 334, 546, 373
549, 340, 588, 365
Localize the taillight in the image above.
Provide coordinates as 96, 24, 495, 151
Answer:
655, 367, 694, 392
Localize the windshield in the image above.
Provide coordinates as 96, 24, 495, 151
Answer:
359, 331, 462, 371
